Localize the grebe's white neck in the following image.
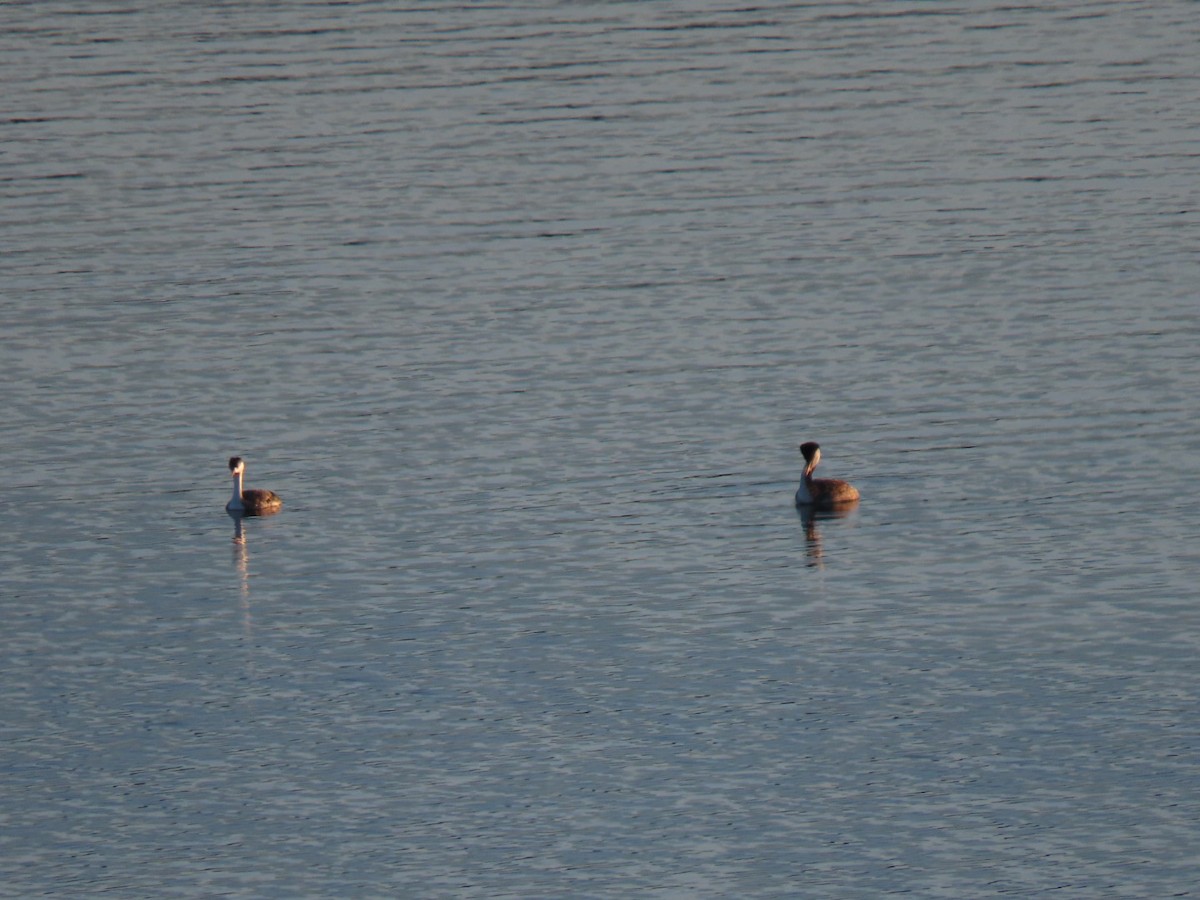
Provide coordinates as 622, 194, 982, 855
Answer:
795, 442, 821, 505
794, 478, 813, 505
227, 469, 244, 512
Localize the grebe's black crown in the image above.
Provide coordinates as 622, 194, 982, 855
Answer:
229, 456, 244, 471
799, 442, 820, 461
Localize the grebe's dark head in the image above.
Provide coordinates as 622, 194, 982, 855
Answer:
229, 456, 246, 475
799, 441, 822, 477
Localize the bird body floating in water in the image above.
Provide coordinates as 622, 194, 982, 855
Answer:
795, 441, 859, 509
226, 456, 282, 516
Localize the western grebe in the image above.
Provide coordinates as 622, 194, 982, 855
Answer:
795, 441, 860, 508
226, 456, 283, 516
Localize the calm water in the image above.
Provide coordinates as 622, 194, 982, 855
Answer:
3, 2, 1199, 896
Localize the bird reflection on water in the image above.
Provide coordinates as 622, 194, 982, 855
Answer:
798, 503, 858, 568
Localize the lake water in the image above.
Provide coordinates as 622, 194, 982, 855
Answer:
3, 2, 1199, 896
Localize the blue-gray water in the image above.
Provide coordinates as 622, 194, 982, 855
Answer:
3, 3, 1199, 896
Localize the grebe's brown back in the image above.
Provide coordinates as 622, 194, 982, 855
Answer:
795, 441, 859, 509
226, 456, 283, 516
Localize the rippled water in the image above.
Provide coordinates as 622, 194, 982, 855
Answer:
3, 2, 1199, 896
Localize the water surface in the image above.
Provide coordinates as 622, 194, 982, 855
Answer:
3, 2, 1199, 896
